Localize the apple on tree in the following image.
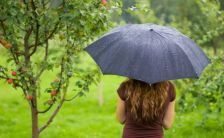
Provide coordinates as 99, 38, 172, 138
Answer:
12, 71, 17, 76
102, 0, 107, 6
51, 90, 58, 96
7, 78, 13, 84
26, 95, 33, 101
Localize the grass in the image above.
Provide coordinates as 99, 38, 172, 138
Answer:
0, 49, 224, 138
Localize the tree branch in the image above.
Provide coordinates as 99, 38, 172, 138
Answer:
0, 20, 7, 35
29, 0, 40, 56
24, 26, 35, 108
10, 48, 20, 64
64, 92, 81, 102
38, 57, 67, 133
34, 66, 46, 81
29, 24, 39, 56
38, 57, 64, 114
30, 21, 60, 48
34, 30, 49, 81
24, 26, 33, 65
38, 94, 65, 133
0, 75, 8, 79
38, 103, 53, 114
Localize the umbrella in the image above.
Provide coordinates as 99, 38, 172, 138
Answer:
84, 24, 210, 84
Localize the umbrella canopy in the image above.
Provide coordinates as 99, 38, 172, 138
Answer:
84, 24, 210, 84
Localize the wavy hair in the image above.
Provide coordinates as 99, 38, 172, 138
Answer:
125, 78, 170, 122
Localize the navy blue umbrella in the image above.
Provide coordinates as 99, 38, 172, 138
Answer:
84, 24, 210, 84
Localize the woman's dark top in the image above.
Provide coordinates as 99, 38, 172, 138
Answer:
117, 82, 176, 138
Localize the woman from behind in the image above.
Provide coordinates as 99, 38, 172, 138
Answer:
116, 78, 176, 138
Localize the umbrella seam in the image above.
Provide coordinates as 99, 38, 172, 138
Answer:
154, 31, 198, 77
155, 31, 169, 75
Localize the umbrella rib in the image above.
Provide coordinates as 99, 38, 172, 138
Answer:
154, 31, 198, 77
159, 29, 202, 63
160, 32, 206, 75
156, 32, 169, 72
180, 36, 205, 69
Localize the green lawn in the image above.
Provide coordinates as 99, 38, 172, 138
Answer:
0, 50, 224, 138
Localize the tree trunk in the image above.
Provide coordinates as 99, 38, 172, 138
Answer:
32, 107, 39, 138
31, 92, 39, 138
98, 80, 103, 106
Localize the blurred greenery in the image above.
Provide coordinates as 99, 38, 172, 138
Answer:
118, 0, 224, 55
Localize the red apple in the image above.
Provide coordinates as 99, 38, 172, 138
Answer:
51, 90, 57, 96
101, 0, 107, 6
26, 95, 33, 101
7, 78, 13, 84
12, 71, 17, 76
5, 43, 11, 49
1, 39, 7, 46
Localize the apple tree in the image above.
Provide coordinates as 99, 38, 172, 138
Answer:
0, 0, 121, 138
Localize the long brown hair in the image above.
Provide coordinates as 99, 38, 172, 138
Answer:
125, 78, 170, 122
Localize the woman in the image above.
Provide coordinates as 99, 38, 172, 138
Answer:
116, 78, 176, 138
